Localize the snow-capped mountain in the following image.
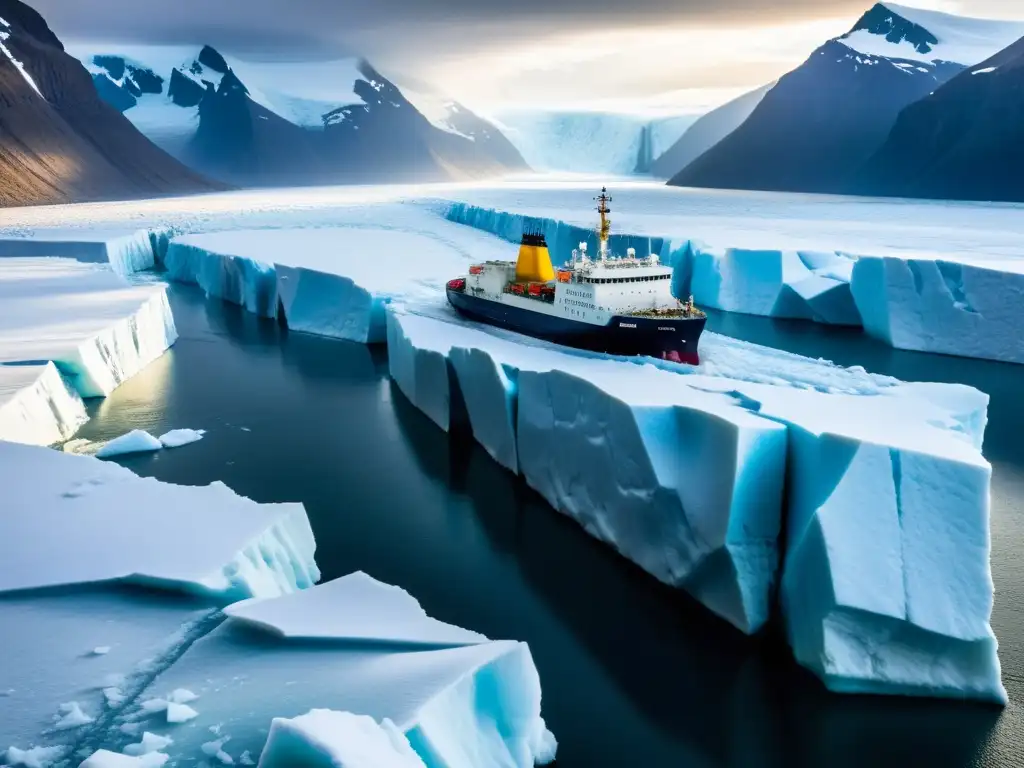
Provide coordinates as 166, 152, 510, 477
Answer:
491, 110, 696, 176
669, 3, 1024, 195
75, 44, 528, 187
0, 0, 219, 207
649, 82, 773, 179
855, 32, 1024, 202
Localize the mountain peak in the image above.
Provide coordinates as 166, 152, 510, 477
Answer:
847, 3, 938, 54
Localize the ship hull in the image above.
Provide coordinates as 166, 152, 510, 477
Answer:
447, 288, 705, 364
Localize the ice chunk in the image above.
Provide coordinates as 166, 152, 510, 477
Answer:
123, 732, 173, 756
90, 646, 112, 656
851, 255, 1024, 364
690, 247, 860, 325
120, 573, 555, 768
201, 737, 233, 764
4, 745, 66, 768
53, 701, 93, 730
0, 228, 163, 276
0, 259, 178, 398
166, 703, 199, 724
224, 571, 486, 647
257, 710, 426, 768
80, 750, 169, 768
165, 228, 480, 343
96, 430, 163, 458
0, 441, 319, 601
0, 362, 87, 446
158, 429, 206, 448
168, 689, 197, 704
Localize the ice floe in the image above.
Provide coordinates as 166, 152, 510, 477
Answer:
851, 255, 1024, 365
385, 307, 1001, 699
115, 573, 555, 767
0, 258, 177, 399
95, 430, 164, 458
0, 441, 319, 599
157, 428, 205, 448
164, 226, 494, 343
0, 228, 166, 276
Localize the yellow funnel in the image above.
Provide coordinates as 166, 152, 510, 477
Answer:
515, 233, 554, 283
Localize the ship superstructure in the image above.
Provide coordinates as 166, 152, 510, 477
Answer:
446, 188, 706, 363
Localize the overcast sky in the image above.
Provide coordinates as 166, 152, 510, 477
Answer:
32, 0, 1024, 114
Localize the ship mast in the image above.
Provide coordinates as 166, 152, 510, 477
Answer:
595, 187, 612, 260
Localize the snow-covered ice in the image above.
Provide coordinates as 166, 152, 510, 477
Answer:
157, 428, 206, 448
224, 571, 486, 646
0, 440, 319, 599
164, 222, 505, 343
96, 430, 164, 458
257, 710, 426, 768
0, 229, 165, 276
690, 247, 860, 325
114, 572, 555, 768
0, 362, 87, 446
0, 259, 178, 398
385, 307, 1001, 696
851, 255, 1024, 365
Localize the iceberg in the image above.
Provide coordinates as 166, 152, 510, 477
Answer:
0, 258, 178, 398
164, 225, 501, 343
113, 573, 556, 768
157, 428, 205, 448
96, 430, 164, 458
851, 255, 1024, 364
0, 228, 167, 276
0, 362, 88, 446
385, 308, 1001, 697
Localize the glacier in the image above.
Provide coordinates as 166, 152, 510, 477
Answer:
385, 307, 1001, 698
851, 255, 1024, 365
0, 229, 168, 276
0, 258, 178, 400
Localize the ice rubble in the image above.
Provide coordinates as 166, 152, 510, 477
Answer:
0, 441, 319, 600
851, 255, 1024, 365
116, 573, 556, 768
164, 228, 477, 343
385, 308, 1002, 699
0, 229, 167, 276
0, 259, 178, 399
258, 710, 426, 768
